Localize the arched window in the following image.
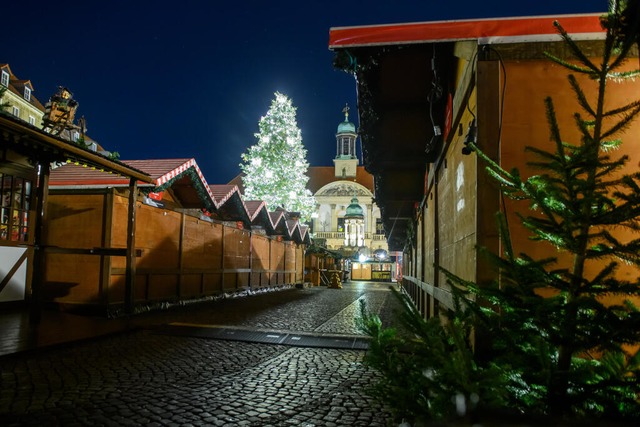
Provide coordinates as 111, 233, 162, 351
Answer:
341, 137, 351, 156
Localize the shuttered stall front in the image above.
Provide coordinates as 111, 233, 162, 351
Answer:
222, 226, 250, 292
44, 193, 107, 308
251, 234, 270, 289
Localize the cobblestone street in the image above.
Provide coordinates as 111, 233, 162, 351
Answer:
0, 282, 404, 426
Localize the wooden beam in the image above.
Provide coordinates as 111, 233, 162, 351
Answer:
474, 59, 502, 357
101, 189, 114, 305
249, 231, 253, 289
178, 211, 185, 298
30, 161, 50, 324
43, 246, 143, 256
221, 224, 226, 292
125, 178, 138, 315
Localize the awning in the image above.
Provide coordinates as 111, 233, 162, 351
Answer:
329, 13, 605, 48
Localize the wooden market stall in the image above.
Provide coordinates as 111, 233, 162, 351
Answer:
329, 13, 640, 318
0, 113, 153, 320
46, 159, 308, 316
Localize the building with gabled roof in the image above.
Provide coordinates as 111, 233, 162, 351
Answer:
49, 157, 312, 246
0, 64, 46, 128
244, 200, 268, 224
44, 156, 309, 315
0, 110, 153, 318
208, 184, 251, 227
50, 158, 217, 211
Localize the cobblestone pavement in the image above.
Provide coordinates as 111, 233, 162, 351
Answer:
0, 281, 405, 426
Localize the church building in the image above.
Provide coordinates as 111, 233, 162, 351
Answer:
307, 106, 392, 281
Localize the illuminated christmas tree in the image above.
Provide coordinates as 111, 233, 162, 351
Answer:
240, 92, 315, 222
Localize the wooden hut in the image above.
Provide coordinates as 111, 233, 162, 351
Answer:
329, 13, 640, 317
0, 113, 153, 319
46, 158, 309, 315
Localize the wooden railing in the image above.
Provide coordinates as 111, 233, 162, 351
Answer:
402, 275, 458, 312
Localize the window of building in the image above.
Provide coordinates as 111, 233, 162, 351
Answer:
1, 173, 32, 242
341, 138, 348, 155
337, 217, 345, 232
376, 218, 384, 234
28, 115, 36, 126
0, 70, 9, 87
12, 106, 19, 117
24, 87, 31, 101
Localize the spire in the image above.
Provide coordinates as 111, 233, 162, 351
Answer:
337, 104, 356, 135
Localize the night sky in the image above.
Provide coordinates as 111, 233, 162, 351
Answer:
3, 1, 606, 184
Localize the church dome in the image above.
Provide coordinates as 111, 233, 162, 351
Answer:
345, 197, 364, 218
337, 120, 356, 134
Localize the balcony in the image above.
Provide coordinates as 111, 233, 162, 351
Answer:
314, 232, 344, 240
314, 231, 386, 241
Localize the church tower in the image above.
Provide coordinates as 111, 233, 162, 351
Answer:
333, 104, 358, 178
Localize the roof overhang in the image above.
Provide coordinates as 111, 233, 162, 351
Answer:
329, 13, 606, 251
208, 185, 252, 226
49, 158, 218, 212
329, 13, 605, 48
0, 114, 153, 183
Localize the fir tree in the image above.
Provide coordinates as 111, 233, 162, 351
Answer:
452, 0, 640, 418
240, 92, 315, 222
358, 0, 640, 423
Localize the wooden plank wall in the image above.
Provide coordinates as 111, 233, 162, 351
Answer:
499, 59, 640, 309
403, 44, 482, 320
406, 51, 640, 325
43, 194, 107, 304
44, 191, 305, 311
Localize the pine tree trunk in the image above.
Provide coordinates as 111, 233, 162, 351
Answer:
548, 52, 610, 415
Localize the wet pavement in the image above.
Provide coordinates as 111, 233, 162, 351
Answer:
0, 281, 404, 426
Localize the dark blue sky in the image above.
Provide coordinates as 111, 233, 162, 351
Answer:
4, 1, 606, 184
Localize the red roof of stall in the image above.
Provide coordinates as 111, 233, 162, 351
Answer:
329, 13, 605, 48
50, 158, 203, 187
50, 158, 217, 210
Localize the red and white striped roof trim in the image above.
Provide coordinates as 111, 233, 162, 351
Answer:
329, 13, 605, 48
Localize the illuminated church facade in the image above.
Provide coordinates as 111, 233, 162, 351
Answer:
307, 107, 391, 280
